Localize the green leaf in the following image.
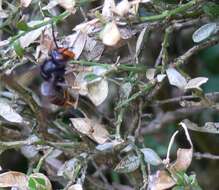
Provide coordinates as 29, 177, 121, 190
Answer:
191, 185, 203, 190
84, 73, 99, 81
172, 186, 184, 190
16, 21, 30, 31
175, 171, 187, 186
140, 148, 162, 166
13, 40, 24, 57
35, 177, 46, 186
203, 2, 219, 18
114, 154, 140, 173
28, 177, 37, 190
189, 174, 203, 190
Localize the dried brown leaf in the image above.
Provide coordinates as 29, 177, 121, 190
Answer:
0, 171, 28, 189
179, 100, 202, 107
156, 74, 166, 82
38, 27, 55, 56
58, 0, 76, 13
170, 148, 193, 173
119, 27, 133, 40
0, 101, 23, 123
75, 69, 109, 105
149, 170, 175, 190
166, 68, 187, 89
19, 20, 48, 48
64, 32, 87, 59
140, 0, 151, 2
42, 0, 59, 10
140, 148, 162, 166
0, 10, 8, 18
185, 77, 208, 90
73, 32, 87, 59
75, 72, 89, 96
102, 0, 116, 18
57, 158, 82, 180
136, 27, 147, 57
0, 39, 10, 47
70, 118, 110, 144
68, 184, 83, 190
20, 0, 32, 7
73, 19, 100, 34
129, 0, 140, 15
21, 145, 38, 159
114, 0, 130, 16
114, 154, 140, 173
87, 79, 109, 106
146, 68, 156, 80
84, 36, 104, 60
166, 123, 193, 173
101, 21, 121, 46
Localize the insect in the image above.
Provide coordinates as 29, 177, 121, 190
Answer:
40, 24, 75, 107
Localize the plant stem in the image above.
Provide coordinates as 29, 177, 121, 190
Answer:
115, 83, 155, 109
133, 145, 147, 189
115, 108, 125, 139
34, 148, 54, 173
161, 26, 172, 72
174, 36, 219, 67
140, 0, 201, 22
10, 11, 70, 44
70, 60, 147, 73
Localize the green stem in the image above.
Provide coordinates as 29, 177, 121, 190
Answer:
140, 0, 201, 22
10, 11, 70, 44
161, 26, 172, 72
115, 83, 155, 109
133, 145, 147, 189
115, 108, 125, 139
34, 148, 54, 173
70, 60, 147, 73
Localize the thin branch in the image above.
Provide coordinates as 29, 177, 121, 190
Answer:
174, 36, 219, 67
0, 137, 41, 152
134, 99, 143, 138
115, 83, 155, 110
161, 26, 172, 70
91, 160, 113, 189
9, 11, 70, 45
155, 47, 163, 67
181, 119, 219, 134
155, 92, 219, 105
115, 107, 125, 139
133, 145, 148, 190
140, 0, 203, 22
34, 147, 54, 173
0, 118, 30, 135
194, 152, 219, 160
70, 60, 147, 73
141, 106, 212, 134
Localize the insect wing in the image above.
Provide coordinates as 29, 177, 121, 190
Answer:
40, 81, 56, 97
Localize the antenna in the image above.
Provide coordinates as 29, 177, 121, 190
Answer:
51, 23, 59, 49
